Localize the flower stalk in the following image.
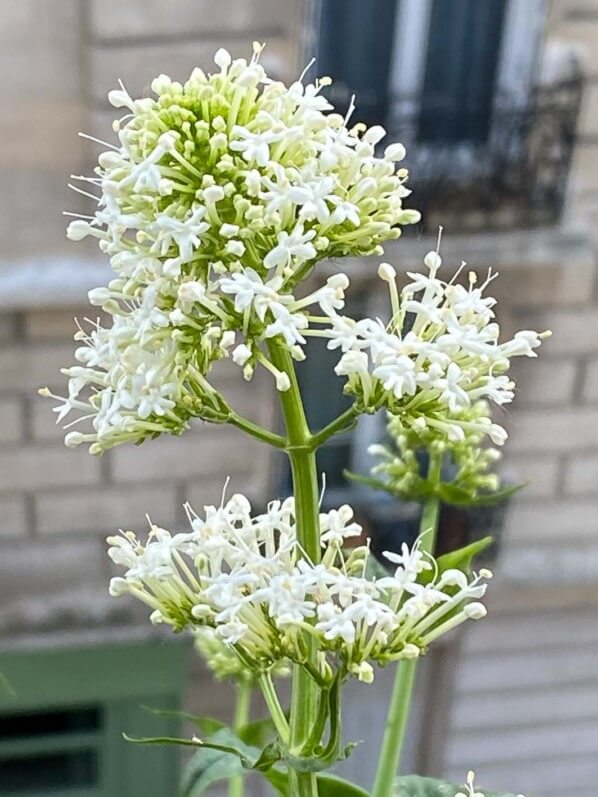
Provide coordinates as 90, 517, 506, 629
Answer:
229, 680, 251, 797
371, 450, 442, 797
268, 340, 321, 796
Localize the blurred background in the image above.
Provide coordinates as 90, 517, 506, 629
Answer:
0, 1, 597, 795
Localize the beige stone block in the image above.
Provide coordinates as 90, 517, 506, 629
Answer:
31, 394, 64, 441
491, 259, 595, 308
0, 343, 73, 393
447, 757, 598, 797
183, 472, 270, 510
0, 169, 84, 261
0, 495, 27, 537
583, 358, 598, 401
0, 313, 16, 343
24, 307, 82, 341
564, 453, 598, 494
90, 37, 295, 104
521, 309, 598, 355
502, 454, 560, 498
508, 407, 598, 452
90, 0, 300, 39
36, 484, 177, 534
506, 498, 598, 542
111, 427, 269, 483
0, 445, 100, 491
0, 1, 81, 99
0, 101, 85, 169
567, 141, 598, 196
0, 399, 23, 443
510, 357, 578, 406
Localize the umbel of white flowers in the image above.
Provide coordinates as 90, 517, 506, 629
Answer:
108, 490, 490, 685
41, 44, 420, 454
314, 249, 550, 448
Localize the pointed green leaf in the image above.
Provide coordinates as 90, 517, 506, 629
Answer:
469, 481, 526, 507
396, 774, 520, 797
344, 470, 391, 493
436, 536, 494, 574
140, 705, 224, 735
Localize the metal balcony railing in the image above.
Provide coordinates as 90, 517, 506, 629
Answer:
385, 76, 585, 233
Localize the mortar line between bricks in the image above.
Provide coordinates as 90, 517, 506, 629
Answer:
90, 26, 287, 49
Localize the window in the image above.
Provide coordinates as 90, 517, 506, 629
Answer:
0, 640, 189, 797
314, 0, 544, 145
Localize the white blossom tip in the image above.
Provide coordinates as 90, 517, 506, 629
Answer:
378, 262, 396, 282
38, 387, 51, 397
464, 602, 487, 620
64, 431, 85, 448
424, 250, 442, 271
214, 48, 232, 70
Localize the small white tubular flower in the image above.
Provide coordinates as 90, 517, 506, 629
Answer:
315, 251, 546, 449
50, 46, 420, 449
108, 487, 490, 681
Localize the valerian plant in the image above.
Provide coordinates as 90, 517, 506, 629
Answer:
42, 44, 547, 797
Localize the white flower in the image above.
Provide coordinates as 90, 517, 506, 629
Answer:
264, 224, 317, 270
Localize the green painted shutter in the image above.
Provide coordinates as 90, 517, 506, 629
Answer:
317, 0, 399, 125
419, 0, 507, 143
0, 639, 190, 797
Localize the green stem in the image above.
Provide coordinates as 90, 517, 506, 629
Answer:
310, 404, 359, 449
259, 673, 290, 745
227, 410, 287, 449
371, 449, 442, 797
229, 681, 251, 797
267, 341, 320, 797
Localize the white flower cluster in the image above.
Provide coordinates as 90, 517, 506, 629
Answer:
315, 250, 549, 447
48, 44, 420, 453
108, 490, 490, 684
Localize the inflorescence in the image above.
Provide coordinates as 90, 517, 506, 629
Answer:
108, 491, 490, 685
43, 44, 420, 454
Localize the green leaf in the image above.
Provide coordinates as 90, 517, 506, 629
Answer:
316, 773, 371, 797
418, 537, 493, 586
265, 769, 370, 796
140, 705, 224, 736
436, 536, 494, 574
437, 481, 525, 507
237, 715, 277, 746
469, 481, 526, 507
182, 747, 245, 797
436, 483, 476, 505
344, 470, 391, 493
396, 774, 520, 797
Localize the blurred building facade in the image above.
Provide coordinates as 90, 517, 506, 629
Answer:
0, 2, 597, 795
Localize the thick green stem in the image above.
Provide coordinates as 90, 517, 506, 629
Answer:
228, 681, 251, 797
267, 341, 320, 797
371, 450, 442, 797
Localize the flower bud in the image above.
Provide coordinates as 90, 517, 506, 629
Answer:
384, 143, 406, 162
377, 262, 396, 282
